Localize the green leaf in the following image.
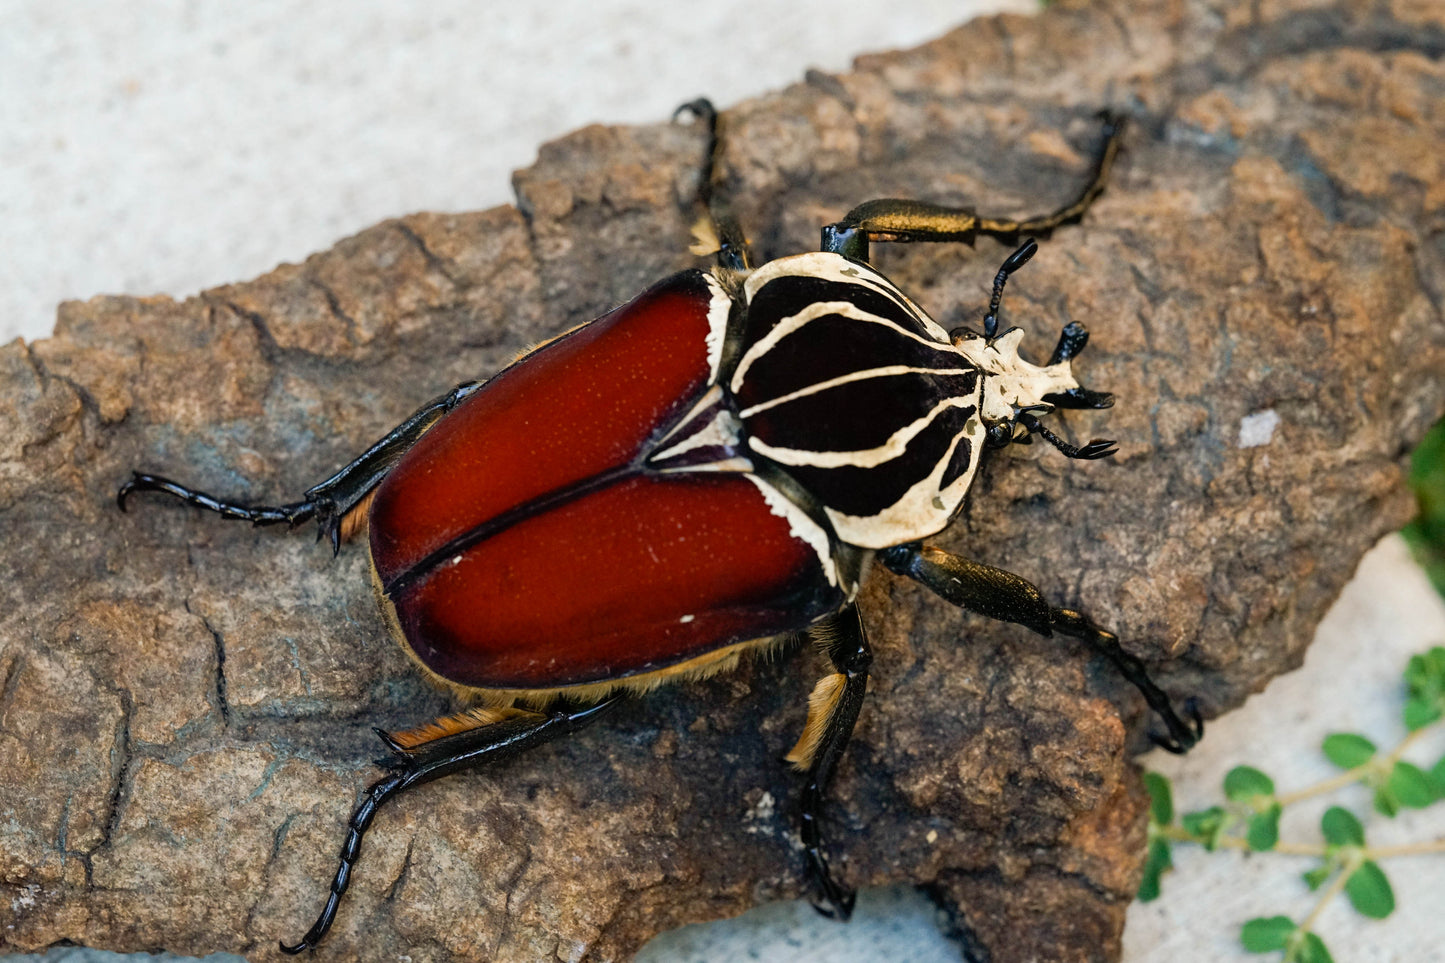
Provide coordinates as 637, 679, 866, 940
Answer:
1240, 916, 1295, 952
1302, 864, 1331, 891
1143, 772, 1173, 824
1373, 784, 1401, 817
1406, 425, 1445, 598
1182, 806, 1226, 849
1404, 646, 1445, 697
1387, 760, 1439, 808
1224, 765, 1275, 801
1431, 753, 1445, 793
1321, 733, 1376, 770
1320, 806, 1365, 846
1138, 836, 1171, 902
1294, 931, 1335, 963
1344, 860, 1395, 919
1225, 763, 1271, 798
1246, 804, 1282, 851
1404, 695, 1442, 732
1403, 648, 1445, 731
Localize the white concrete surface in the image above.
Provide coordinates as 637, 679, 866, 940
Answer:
1123, 535, 1445, 963
0, 0, 1027, 346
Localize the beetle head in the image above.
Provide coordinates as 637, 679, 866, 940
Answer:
948, 240, 1116, 461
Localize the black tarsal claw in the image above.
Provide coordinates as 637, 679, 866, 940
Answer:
1149, 698, 1204, 754
1097, 109, 1127, 139
116, 472, 141, 512
323, 517, 342, 556
673, 97, 714, 123
1077, 438, 1119, 459
810, 881, 857, 922
374, 726, 408, 756
116, 471, 176, 512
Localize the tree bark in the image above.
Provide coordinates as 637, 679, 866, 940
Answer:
3, 1, 1443, 960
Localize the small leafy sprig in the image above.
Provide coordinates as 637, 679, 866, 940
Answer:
1140, 646, 1445, 963
1404, 418, 1445, 598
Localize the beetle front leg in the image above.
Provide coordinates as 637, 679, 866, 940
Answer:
119, 380, 483, 553
877, 543, 1202, 753
820, 112, 1125, 263
280, 697, 620, 954
785, 604, 873, 920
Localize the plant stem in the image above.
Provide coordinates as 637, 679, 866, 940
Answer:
1159, 825, 1323, 856
1382, 725, 1432, 764
1274, 724, 1437, 807
1296, 851, 1360, 937
1366, 838, 1445, 857
1275, 769, 1364, 807
1161, 825, 1445, 858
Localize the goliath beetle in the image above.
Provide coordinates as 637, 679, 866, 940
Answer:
119, 101, 1202, 952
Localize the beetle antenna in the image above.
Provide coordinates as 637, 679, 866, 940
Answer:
984, 238, 1038, 339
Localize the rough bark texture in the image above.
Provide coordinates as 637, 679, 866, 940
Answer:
4, 1, 1444, 961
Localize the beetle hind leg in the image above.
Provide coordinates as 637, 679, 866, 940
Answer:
280, 697, 620, 954
878, 543, 1203, 753
788, 604, 873, 920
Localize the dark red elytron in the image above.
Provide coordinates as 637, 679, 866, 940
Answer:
369, 270, 843, 691
119, 102, 1201, 952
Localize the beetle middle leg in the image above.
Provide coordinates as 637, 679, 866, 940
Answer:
676, 97, 753, 278
280, 696, 621, 954
877, 543, 1203, 753
119, 380, 483, 553
785, 604, 873, 920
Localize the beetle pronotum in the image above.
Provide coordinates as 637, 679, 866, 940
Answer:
119, 100, 1202, 952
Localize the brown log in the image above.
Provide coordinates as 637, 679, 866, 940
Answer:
3, 1, 1443, 960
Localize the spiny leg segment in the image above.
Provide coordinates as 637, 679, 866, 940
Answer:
280, 698, 621, 954
878, 543, 1203, 753
675, 97, 753, 277
787, 605, 874, 919
118, 381, 482, 553
821, 112, 1126, 263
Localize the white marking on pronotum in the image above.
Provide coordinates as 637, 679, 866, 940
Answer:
744, 474, 838, 588
731, 300, 957, 394
748, 395, 976, 469
1238, 409, 1280, 448
737, 364, 972, 419
745, 251, 952, 342
824, 419, 984, 549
